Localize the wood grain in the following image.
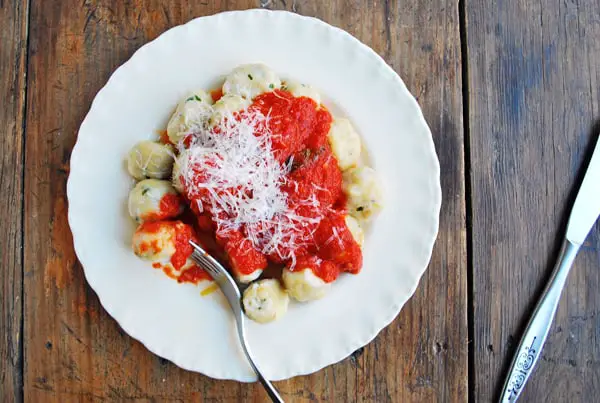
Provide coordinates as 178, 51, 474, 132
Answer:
467, 0, 600, 401
23, 0, 466, 401
0, 0, 28, 402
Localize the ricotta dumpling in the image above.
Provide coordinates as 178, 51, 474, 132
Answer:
282, 268, 331, 302
223, 64, 282, 100
243, 279, 289, 323
209, 94, 251, 126
127, 141, 175, 180
328, 118, 361, 171
167, 89, 214, 144
343, 166, 383, 221
128, 179, 183, 222
132, 221, 178, 262
283, 80, 321, 105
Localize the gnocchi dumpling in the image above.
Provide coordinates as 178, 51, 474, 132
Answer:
222, 64, 281, 100
132, 221, 199, 278
209, 94, 251, 127
345, 215, 365, 246
171, 150, 190, 193
328, 118, 361, 171
166, 89, 214, 144
222, 234, 267, 284
242, 279, 289, 323
282, 267, 331, 302
127, 141, 175, 180
132, 221, 179, 262
171, 151, 206, 213
128, 179, 183, 222
283, 80, 321, 105
343, 166, 383, 221
236, 269, 263, 284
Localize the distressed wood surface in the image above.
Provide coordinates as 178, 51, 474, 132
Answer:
0, 0, 28, 402
21, 0, 467, 402
467, 0, 600, 401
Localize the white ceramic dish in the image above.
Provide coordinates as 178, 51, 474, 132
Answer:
67, 9, 441, 382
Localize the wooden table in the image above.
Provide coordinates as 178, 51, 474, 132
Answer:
1, 1, 599, 401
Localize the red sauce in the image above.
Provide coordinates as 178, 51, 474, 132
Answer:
160, 193, 183, 217
211, 228, 268, 275
313, 212, 362, 274
137, 220, 165, 234
224, 232, 268, 275
182, 134, 194, 149
294, 255, 340, 283
141, 193, 183, 222
250, 91, 329, 162
211, 88, 224, 103
136, 220, 211, 284
157, 129, 171, 145
178, 264, 212, 284
309, 108, 333, 149
138, 239, 161, 255
196, 213, 213, 232
286, 147, 343, 208
171, 222, 194, 270
178, 89, 363, 283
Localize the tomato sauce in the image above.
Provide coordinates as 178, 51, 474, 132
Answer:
181, 90, 363, 283
178, 264, 212, 284
196, 213, 213, 232
157, 129, 171, 145
139, 220, 211, 285
313, 212, 362, 274
141, 193, 183, 222
295, 255, 340, 283
250, 90, 329, 162
137, 220, 165, 234
211, 88, 224, 103
171, 222, 194, 270
224, 233, 268, 276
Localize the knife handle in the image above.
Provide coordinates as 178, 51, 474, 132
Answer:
498, 239, 580, 403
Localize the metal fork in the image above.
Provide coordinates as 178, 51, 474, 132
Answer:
188, 240, 284, 403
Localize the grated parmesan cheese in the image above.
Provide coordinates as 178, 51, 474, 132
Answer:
176, 103, 324, 263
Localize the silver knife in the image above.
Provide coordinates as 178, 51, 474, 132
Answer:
499, 135, 600, 402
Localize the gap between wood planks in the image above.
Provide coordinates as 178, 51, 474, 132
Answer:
458, 0, 474, 402
19, 0, 32, 401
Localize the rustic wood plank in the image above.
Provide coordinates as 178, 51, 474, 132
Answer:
318, 1, 469, 401
0, 0, 28, 401
24, 0, 466, 401
467, 0, 600, 401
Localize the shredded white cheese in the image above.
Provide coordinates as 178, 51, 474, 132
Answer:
177, 104, 323, 263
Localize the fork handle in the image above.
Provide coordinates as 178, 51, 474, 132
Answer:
498, 239, 580, 402
234, 315, 284, 403
256, 372, 284, 403
240, 338, 284, 402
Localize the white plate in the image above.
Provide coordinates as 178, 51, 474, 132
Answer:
67, 9, 441, 382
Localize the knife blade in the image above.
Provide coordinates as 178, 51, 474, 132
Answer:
566, 136, 600, 245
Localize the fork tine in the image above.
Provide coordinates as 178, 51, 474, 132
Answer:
188, 240, 242, 302
203, 260, 221, 278
189, 243, 225, 280
191, 250, 219, 277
